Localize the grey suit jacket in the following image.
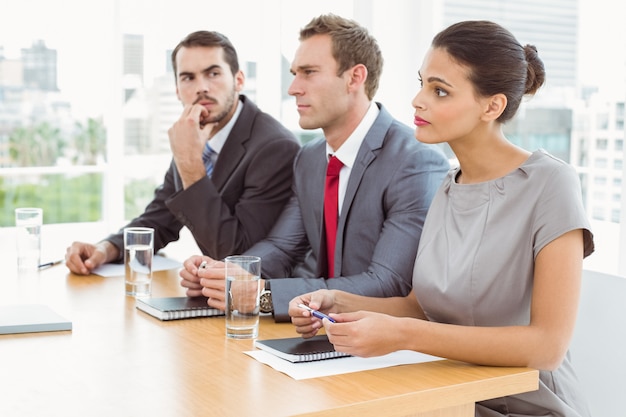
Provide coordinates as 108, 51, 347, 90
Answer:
244, 103, 450, 321
105, 95, 301, 260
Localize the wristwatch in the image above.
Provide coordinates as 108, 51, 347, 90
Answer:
259, 281, 273, 314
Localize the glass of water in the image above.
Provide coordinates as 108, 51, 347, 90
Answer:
15, 208, 43, 272
225, 255, 261, 339
124, 227, 154, 297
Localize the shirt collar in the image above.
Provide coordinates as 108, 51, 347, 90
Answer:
208, 97, 243, 154
326, 102, 379, 167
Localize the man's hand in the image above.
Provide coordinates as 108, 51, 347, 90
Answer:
168, 103, 216, 188
65, 241, 118, 275
180, 255, 226, 310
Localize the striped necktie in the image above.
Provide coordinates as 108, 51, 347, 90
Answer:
202, 142, 216, 177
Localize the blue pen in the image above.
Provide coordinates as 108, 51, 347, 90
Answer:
38, 259, 64, 269
297, 303, 336, 323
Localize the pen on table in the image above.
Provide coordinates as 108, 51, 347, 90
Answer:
297, 303, 336, 323
38, 260, 64, 269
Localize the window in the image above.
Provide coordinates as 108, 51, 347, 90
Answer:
594, 157, 608, 169
612, 209, 621, 223
592, 206, 606, 220
594, 176, 608, 186
1, 0, 626, 276
596, 113, 609, 130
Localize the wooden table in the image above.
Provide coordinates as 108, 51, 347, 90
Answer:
0, 264, 538, 417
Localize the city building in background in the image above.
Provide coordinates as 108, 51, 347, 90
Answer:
0, 0, 625, 274
573, 95, 625, 223
444, 0, 578, 88
21, 40, 58, 92
443, 0, 579, 163
0, 40, 73, 167
442, 0, 626, 239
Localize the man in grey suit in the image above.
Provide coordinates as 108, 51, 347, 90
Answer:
179, 15, 449, 321
65, 31, 300, 275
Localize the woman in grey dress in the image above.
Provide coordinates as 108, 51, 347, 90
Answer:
288, 20, 595, 417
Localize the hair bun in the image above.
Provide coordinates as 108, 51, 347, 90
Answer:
524, 44, 546, 95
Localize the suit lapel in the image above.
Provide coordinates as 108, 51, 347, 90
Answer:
335, 104, 392, 272
339, 104, 390, 227
314, 103, 394, 276
211, 96, 254, 190
310, 141, 330, 277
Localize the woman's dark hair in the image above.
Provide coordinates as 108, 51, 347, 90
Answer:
432, 20, 545, 123
171, 31, 239, 79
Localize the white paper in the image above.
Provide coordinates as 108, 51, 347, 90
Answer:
244, 349, 442, 380
91, 255, 182, 277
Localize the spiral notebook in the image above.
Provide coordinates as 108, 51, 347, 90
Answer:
136, 296, 224, 321
254, 335, 351, 363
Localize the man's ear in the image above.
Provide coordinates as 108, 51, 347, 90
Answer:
346, 63, 368, 93
234, 70, 245, 93
482, 93, 507, 121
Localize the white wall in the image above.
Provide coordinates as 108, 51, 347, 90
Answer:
570, 269, 626, 415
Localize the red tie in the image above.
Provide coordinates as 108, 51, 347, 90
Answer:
324, 156, 343, 278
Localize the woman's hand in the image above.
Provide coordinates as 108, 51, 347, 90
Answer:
289, 290, 336, 338
324, 311, 407, 358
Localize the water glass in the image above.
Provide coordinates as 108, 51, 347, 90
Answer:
15, 208, 43, 271
225, 256, 261, 339
124, 227, 154, 297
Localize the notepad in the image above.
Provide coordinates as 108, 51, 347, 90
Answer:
135, 296, 224, 321
254, 335, 351, 363
0, 304, 72, 335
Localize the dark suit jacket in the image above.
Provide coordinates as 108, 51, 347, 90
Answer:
244, 103, 450, 321
106, 95, 301, 260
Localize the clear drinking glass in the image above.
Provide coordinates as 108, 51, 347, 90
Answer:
15, 208, 43, 271
124, 227, 154, 297
225, 255, 261, 339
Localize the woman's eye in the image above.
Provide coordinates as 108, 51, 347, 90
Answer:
435, 87, 448, 97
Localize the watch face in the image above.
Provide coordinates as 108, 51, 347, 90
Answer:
259, 291, 272, 313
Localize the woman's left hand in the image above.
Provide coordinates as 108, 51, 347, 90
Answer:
323, 311, 406, 357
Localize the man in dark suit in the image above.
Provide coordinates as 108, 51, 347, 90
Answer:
179, 15, 449, 321
65, 31, 300, 275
